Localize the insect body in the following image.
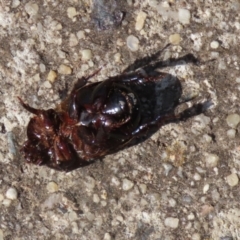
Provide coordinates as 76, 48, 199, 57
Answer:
19, 54, 205, 171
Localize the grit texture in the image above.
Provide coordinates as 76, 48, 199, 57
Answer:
0, 1, 240, 240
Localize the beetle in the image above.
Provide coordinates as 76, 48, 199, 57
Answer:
19, 49, 207, 171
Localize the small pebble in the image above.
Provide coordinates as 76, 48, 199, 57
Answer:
103, 233, 111, 240
46, 181, 59, 193
117, 38, 124, 46
126, 35, 139, 52
47, 70, 57, 83
114, 53, 121, 63
169, 33, 181, 45
43, 81, 52, 89
0, 194, 4, 202
81, 49, 92, 61
101, 190, 107, 199
164, 217, 179, 229
187, 213, 195, 220
85, 176, 96, 190
67, 7, 78, 19
210, 40, 219, 49
72, 222, 78, 233
68, 211, 78, 221
226, 114, 240, 128
227, 129, 236, 138
25, 2, 39, 16
12, 0, 20, 8
122, 178, 134, 191
135, 11, 147, 31
2, 199, 11, 207
58, 64, 72, 75
93, 194, 100, 203
39, 63, 46, 73
138, 183, 147, 194
178, 8, 191, 24
202, 134, 212, 143
203, 184, 210, 194
193, 173, 201, 181
192, 233, 201, 240
168, 198, 176, 207
77, 30, 85, 39
111, 176, 120, 186
226, 173, 239, 187
5, 187, 18, 200
205, 153, 219, 168
0, 229, 3, 240
69, 34, 78, 47
182, 195, 193, 204
236, 77, 240, 83
86, 212, 95, 221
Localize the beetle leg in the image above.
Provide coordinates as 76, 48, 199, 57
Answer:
53, 136, 90, 171
18, 97, 42, 115
131, 102, 207, 138
71, 68, 102, 93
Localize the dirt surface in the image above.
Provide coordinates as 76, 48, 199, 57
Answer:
1, 0, 240, 239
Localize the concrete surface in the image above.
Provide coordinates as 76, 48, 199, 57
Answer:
0, 0, 240, 239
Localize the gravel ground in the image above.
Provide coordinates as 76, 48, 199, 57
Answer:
1, 0, 240, 239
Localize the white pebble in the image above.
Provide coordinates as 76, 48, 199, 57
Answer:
135, 11, 147, 31
81, 49, 92, 61
77, 30, 86, 39
86, 212, 95, 221
39, 63, 46, 73
192, 233, 201, 240
205, 153, 219, 168
202, 134, 212, 143
93, 194, 100, 203
117, 38, 124, 46
210, 40, 219, 49
67, 7, 78, 19
0, 229, 3, 240
69, 34, 78, 47
187, 213, 195, 220
58, 64, 72, 75
12, 0, 20, 8
43, 81, 52, 89
168, 198, 176, 207
68, 211, 78, 221
122, 178, 134, 191
169, 33, 181, 45
46, 182, 59, 193
139, 183, 147, 194
164, 217, 179, 228
226, 113, 240, 128
25, 2, 39, 16
111, 176, 120, 186
193, 173, 201, 181
85, 176, 96, 190
178, 8, 191, 24
114, 53, 121, 62
5, 187, 18, 200
2, 199, 11, 207
226, 173, 239, 187
203, 184, 209, 194
126, 35, 139, 52
227, 129, 236, 138
103, 233, 111, 240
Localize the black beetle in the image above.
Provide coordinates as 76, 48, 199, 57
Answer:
19, 47, 207, 171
